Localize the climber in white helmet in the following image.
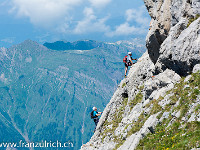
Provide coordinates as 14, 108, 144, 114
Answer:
123, 52, 137, 77
90, 107, 102, 132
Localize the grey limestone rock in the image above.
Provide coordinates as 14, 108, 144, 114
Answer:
157, 18, 200, 75
144, 0, 200, 75
193, 64, 200, 73
118, 113, 159, 150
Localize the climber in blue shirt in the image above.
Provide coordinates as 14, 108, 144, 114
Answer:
91, 107, 102, 132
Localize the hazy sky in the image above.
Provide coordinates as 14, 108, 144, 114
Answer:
0, 0, 150, 47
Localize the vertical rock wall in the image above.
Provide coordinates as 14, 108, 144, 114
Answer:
144, 0, 200, 76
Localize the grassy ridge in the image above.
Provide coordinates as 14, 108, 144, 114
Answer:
137, 72, 200, 149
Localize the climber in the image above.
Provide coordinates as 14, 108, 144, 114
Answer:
90, 107, 102, 132
123, 52, 137, 77
149, 19, 153, 30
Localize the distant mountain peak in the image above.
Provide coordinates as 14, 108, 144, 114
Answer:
43, 40, 101, 51
20, 39, 38, 45
43, 39, 146, 54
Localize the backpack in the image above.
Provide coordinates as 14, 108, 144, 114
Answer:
90, 111, 96, 119
123, 55, 128, 63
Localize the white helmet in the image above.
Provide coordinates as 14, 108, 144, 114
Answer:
93, 107, 97, 110
128, 52, 132, 55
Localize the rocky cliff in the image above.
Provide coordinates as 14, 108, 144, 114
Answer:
81, 0, 200, 149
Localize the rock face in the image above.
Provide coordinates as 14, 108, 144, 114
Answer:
157, 18, 200, 75
145, 0, 200, 76
81, 0, 200, 149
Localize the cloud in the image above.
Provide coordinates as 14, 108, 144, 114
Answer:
107, 6, 150, 37
106, 23, 146, 37
125, 6, 149, 26
0, 0, 9, 6
10, 0, 82, 27
73, 7, 110, 34
54, 16, 73, 34
5, 0, 150, 40
1, 37, 15, 43
107, 23, 136, 36
88, 0, 112, 8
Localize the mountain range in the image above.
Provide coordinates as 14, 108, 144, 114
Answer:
0, 39, 146, 149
